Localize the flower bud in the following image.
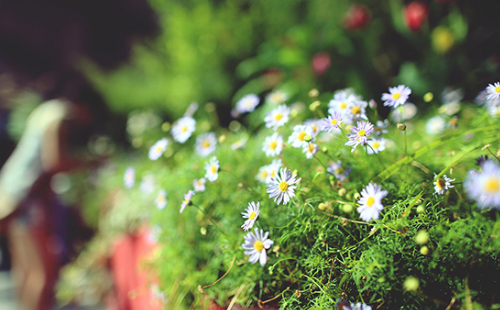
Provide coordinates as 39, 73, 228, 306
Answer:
369, 99, 377, 109
318, 203, 327, 211
354, 192, 361, 200
304, 135, 312, 142
397, 123, 406, 131
342, 204, 353, 213
403, 276, 420, 291
308, 88, 319, 98
416, 204, 425, 214
423, 92, 434, 102
420, 246, 429, 255
415, 230, 429, 245
338, 188, 347, 196
309, 100, 321, 111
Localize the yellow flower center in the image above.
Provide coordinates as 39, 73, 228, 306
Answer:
340, 102, 347, 109
272, 93, 282, 103
279, 181, 289, 192
269, 141, 278, 150
254, 240, 264, 252
249, 212, 257, 220
351, 106, 361, 115
336, 168, 344, 175
298, 132, 307, 141
308, 144, 315, 152
358, 129, 366, 136
156, 145, 163, 153
270, 169, 276, 177
484, 177, 500, 193
181, 125, 188, 132
495, 86, 500, 93
366, 196, 375, 207
274, 113, 283, 121
436, 179, 445, 190
157, 195, 165, 203
202, 140, 210, 148
372, 141, 380, 149
392, 93, 401, 100
331, 119, 338, 126
211, 166, 217, 174
183, 198, 189, 206
261, 171, 268, 178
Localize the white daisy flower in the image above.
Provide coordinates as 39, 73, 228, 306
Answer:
180, 190, 195, 213
193, 178, 206, 192
321, 111, 343, 133
304, 119, 321, 137
486, 82, 500, 100
464, 160, 500, 209
328, 89, 361, 117
357, 183, 388, 222
264, 104, 290, 130
327, 160, 350, 182
367, 137, 386, 154
241, 201, 260, 231
267, 168, 301, 205
488, 105, 500, 117
425, 116, 446, 135
171, 116, 196, 143
204, 156, 219, 182
381, 85, 411, 108
390, 102, 417, 122
438, 102, 461, 116
236, 94, 260, 113
140, 175, 155, 194
373, 119, 389, 136
266, 90, 288, 105
288, 125, 315, 148
345, 121, 374, 152
256, 165, 270, 183
242, 228, 274, 266
231, 137, 247, 150
195, 132, 217, 157
262, 133, 284, 157
155, 189, 168, 210
302, 143, 319, 159
124, 167, 135, 188
433, 174, 454, 195
149, 138, 169, 160
345, 100, 368, 123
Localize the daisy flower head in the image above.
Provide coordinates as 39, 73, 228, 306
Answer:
373, 119, 389, 136
241, 202, 260, 231
155, 189, 168, 210
486, 82, 500, 100
321, 111, 343, 132
124, 167, 135, 188
464, 160, 500, 209
327, 160, 350, 182
231, 137, 247, 150
266, 90, 288, 105
382, 85, 411, 108
236, 94, 260, 114
266, 159, 283, 183
204, 156, 219, 182
149, 138, 169, 160
345, 100, 368, 123
264, 104, 290, 130
193, 178, 206, 192
267, 168, 301, 205
302, 143, 319, 159
288, 125, 315, 149
171, 116, 196, 143
345, 121, 374, 152
336, 300, 372, 310
357, 183, 388, 222
262, 133, 283, 157
242, 228, 274, 266
256, 164, 270, 183
180, 190, 195, 213
390, 102, 417, 122
195, 132, 217, 157
425, 115, 446, 135
304, 119, 321, 137
328, 89, 361, 116
367, 137, 386, 155
433, 174, 455, 195
488, 105, 500, 117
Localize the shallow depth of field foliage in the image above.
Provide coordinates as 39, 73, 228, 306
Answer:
52, 0, 500, 309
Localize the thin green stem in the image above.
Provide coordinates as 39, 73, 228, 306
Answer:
192, 204, 226, 235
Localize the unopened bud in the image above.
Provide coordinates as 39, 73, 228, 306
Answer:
423, 92, 434, 102
354, 192, 361, 200
308, 89, 319, 98
342, 204, 353, 213
403, 277, 419, 292
309, 100, 321, 111
420, 246, 429, 255
238, 183, 244, 189
322, 147, 328, 153
218, 135, 226, 143
416, 204, 425, 214
318, 203, 327, 211
338, 188, 347, 196
369, 99, 377, 109
304, 135, 312, 142
415, 230, 429, 245
397, 123, 406, 131
162, 122, 171, 132
200, 227, 207, 235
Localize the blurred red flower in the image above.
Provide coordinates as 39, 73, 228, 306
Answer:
343, 4, 371, 30
404, 1, 429, 31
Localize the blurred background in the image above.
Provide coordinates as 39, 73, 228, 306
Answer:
0, 0, 500, 309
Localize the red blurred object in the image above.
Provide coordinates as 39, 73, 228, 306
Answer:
404, 1, 429, 31
343, 4, 371, 30
311, 52, 331, 75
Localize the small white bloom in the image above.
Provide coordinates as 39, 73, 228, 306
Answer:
124, 167, 135, 188
262, 133, 283, 157
288, 125, 314, 148
304, 119, 321, 137
373, 119, 389, 136
367, 138, 386, 154
193, 178, 206, 192
264, 105, 290, 130
195, 132, 217, 157
241, 202, 260, 231
302, 143, 319, 159
242, 228, 274, 266
236, 94, 260, 113
390, 102, 417, 122
149, 138, 169, 160
357, 183, 388, 222
381, 85, 411, 108
180, 190, 195, 213
155, 189, 168, 210
486, 82, 500, 100
140, 175, 155, 194
267, 168, 301, 205
464, 161, 500, 209
172, 116, 196, 143
231, 137, 247, 150
425, 116, 446, 135
345, 100, 368, 123
327, 161, 350, 182
266, 90, 288, 105
438, 102, 461, 116
204, 156, 219, 182
433, 174, 454, 195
